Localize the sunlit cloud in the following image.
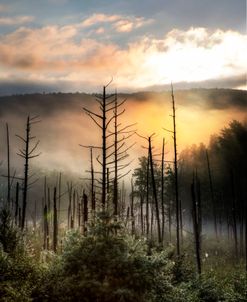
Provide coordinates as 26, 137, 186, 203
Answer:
81, 13, 121, 27
0, 15, 34, 25
0, 24, 246, 90
113, 17, 152, 32
80, 13, 153, 33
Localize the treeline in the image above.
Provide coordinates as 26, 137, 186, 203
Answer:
179, 120, 247, 257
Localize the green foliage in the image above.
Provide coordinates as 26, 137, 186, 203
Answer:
0, 238, 42, 302
0, 208, 20, 255
0, 210, 246, 302
35, 212, 177, 302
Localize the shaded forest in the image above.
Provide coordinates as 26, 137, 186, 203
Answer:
0, 87, 246, 302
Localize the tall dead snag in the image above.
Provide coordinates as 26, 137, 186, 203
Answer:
89, 148, 95, 213
136, 133, 161, 242
53, 187, 58, 252
15, 182, 19, 225
191, 172, 202, 275
83, 83, 134, 213
67, 182, 72, 229
80, 146, 100, 219
130, 178, 135, 235
161, 138, 165, 242
109, 92, 135, 217
6, 123, 11, 207
43, 204, 49, 250
16, 115, 41, 230
149, 136, 162, 243
164, 84, 181, 255
72, 189, 76, 227
82, 191, 88, 235
83, 81, 115, 209
58, 172, 62, 224
171, 85, 180, 255
205, 149, 218, 240
146, 153, 150, 237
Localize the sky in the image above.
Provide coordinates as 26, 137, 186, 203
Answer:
0, 0, 246, 94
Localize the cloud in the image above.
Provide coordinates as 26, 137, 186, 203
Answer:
0, 24, 246, 91
80, 13, 153, 33
113, 17, 152, 32
81, 13, 120, 27
0, 15, 34, 25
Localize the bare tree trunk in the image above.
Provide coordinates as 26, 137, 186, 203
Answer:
33, 200, 37, 230
179, 199, 183, 246
78, 202, 81, 228
113, 94, 118, 216
17, 116, 40, 230
18, 207, 21, 228
90, 148, 95, 216
83, 191, 88, 235
67, 182, 72, 229
15, 182, 19, 225
21, 117, 30, 230
149, 137, 161, 243
73, 190, 76, 226
191, 173, 202, 275
6, 123, 11, 207
53, 187, 58, 252
206, 149, 218, 240
131, 179, 135, 235
47, 187, 51, 228
140, 194, 144, 235
43, 204, 48, 250
161, 138, 165, 242
171, 85, 180, 255
168, 200, 172, 242
58, 172, 61, 223
146, 153, 150, 237
102, 86, 107, 208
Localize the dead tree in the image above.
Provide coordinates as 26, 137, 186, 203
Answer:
80, 145, 101, 220
191, 172, 202, 275
130, 178, 135, 235
58, 172, 62, 223
43, 204, 49, 250
67, 182, 73, 229
83, 83, 134, 213
205, 149, 218, 239
171, 85, 180, 255
136, 133, 162, 243
146, 153, 150, 237
163, 84, 180, 254
149, 136, 162, 243
83, 81, 115, 208
108, 92, 135, 216
16, 115, 41, 230
6, 123, 11, 207
161, 138, 165, 242
53, 187, 58, 252
15, 182, 19, 225
82, 191, 88, 235
72, 189, 76, 227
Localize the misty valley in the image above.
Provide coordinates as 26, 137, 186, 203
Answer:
0, 88, 246, 301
